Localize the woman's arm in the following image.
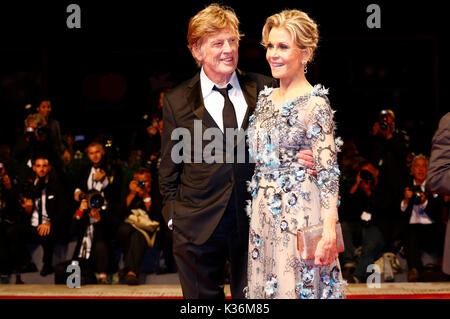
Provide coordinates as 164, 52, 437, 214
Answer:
306, 95, 341, 266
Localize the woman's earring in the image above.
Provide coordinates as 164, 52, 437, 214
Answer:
303, 62, 308, 74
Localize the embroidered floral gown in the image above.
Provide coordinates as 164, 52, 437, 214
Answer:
245, 85, 346, 299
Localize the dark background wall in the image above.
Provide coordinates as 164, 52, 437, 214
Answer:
0, 0, 447, 158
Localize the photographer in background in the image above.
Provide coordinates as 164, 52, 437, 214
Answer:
401, 154, 446, 282
359, 109, 410, 250
0, 162, 30, 282
55, 190, 114, 285
8, 155, 66, 278
12, 113, 63, 183
116, 168, 160, 285
73, 141, 122, 228
339, 161, 385, 283
36, 100, 71, 167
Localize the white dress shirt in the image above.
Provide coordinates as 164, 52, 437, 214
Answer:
87, 166, 109, 191
400, 180, 433, 224
31, 188, 50, 227
200, 68, 248, 132
79, 221, 95, 259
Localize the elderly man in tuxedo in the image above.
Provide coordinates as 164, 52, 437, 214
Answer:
159, 4, 314, 299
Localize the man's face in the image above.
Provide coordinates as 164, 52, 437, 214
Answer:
193, 28, 239, 84
33, 159, 50, 178
412, 158, 428, 181
37, 102, 52, 118
87, 145, 104, 166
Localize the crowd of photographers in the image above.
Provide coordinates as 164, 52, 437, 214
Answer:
1, 98, 449, 285
0, 97, 172, 285
338, 109, 449, 283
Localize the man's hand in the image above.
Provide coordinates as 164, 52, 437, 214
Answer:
89, 208, 101, 223
129, 180, 139, 194
79, 199, 88, 212
94, 169, 107, 182
63, 150, 72, 165
2, 174, 12, 190
372, 121, 393, 140
129, 180, 148, 198
296, 149, 316, 176
21, 198, 34, 215
404, 187, 413, 202
74, 189, 83, 202
37, 221, 51, 236
419, 192, 427, 205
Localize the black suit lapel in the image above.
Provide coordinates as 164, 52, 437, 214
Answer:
186, 73, 220, 131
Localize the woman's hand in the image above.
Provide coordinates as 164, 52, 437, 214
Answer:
296, 149, 317, 176
314, 217, 338, 266
314, 234, 338, 266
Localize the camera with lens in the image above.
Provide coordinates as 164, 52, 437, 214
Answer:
137, 180, 146, 189
18, 181, 37, 204
25, 126, 48, 140
360, 169, 375, 185
79, 190, 107, 212
379, 110, 390, 130
25, 126, 36, 140
409, 185, 424, 205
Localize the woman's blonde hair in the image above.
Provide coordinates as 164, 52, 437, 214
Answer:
187, 3, 243, 66
262, 9, 319, 62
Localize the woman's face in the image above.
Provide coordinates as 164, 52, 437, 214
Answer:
266, 27, 308, 80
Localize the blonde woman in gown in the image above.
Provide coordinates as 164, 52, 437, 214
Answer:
245, 10, 346, 299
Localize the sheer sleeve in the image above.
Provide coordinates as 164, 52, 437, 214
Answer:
306, 95, 342, 221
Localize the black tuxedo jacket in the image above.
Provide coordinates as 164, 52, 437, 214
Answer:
69, 210, 111, 260
75, 161, 122, 203
159, 69, 277, 245
30, 173, 66, 230
403, 178, 445, 225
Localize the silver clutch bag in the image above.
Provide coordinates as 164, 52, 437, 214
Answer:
297, 222, 345, 260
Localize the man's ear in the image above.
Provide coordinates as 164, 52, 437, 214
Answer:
192, 42, 204, 64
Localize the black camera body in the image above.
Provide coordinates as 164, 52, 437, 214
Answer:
79, 190, 106, 211
360, 169, 375, 185
25, 126, 48, 141
409, 185, 425, 205
379, 110, 389, 130
137, 180, 146, 189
